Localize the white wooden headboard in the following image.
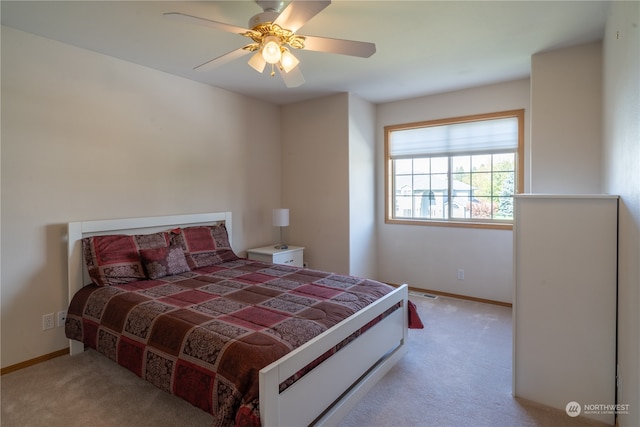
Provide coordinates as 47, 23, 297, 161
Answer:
67, 211, 232, 300
67, 212, 232, 355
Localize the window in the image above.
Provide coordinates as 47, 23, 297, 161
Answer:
385, 110, 524, 229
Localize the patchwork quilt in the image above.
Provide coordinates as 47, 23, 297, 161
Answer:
66, 258, 394, 426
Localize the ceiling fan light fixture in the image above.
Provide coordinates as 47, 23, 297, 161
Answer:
280, 48, 299, 73
248, 51, 267, 73
261, 35, 282, 64
166, 0, 375, 88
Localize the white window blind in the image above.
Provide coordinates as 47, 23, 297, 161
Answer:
389, 116, 519, 157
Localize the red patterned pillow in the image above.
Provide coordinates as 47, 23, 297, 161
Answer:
170, 224, 238, 269
139, 245, 190, 279
82, 232, 170, 286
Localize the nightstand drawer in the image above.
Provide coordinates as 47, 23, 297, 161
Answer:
247, 245, 304, 268
246, 252, 274, 264
272, 250, 303, 267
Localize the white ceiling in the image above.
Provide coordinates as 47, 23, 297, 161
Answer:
1, 0, 610, 105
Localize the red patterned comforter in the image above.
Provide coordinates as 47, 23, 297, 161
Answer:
65, 258, 393, 426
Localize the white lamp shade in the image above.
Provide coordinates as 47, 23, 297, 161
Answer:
280, 49, 299, 73
272, 208, 289, 227
248, 51, 266, 73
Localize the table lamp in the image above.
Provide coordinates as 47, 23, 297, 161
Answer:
272, 208, 289, 249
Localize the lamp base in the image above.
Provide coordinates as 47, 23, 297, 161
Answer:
274, 244, 289, 250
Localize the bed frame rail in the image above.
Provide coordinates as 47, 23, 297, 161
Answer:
260, 284, 408, 426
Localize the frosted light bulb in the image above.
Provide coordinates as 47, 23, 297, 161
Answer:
262, 36, 282, 64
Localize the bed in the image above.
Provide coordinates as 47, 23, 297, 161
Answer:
66, 212, 409, 427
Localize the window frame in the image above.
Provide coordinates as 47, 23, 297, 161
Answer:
385, 109, 524, 230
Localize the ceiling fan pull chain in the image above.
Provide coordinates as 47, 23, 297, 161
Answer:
270, 63, 276, 77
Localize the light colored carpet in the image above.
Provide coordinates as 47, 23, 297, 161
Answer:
338, 294, 610, 427
1, 295, 611, 427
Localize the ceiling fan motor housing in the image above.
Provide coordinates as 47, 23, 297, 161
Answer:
256, 1, 285, 13
249, 11, 280, 29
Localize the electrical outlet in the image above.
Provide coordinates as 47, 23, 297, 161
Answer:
57, 311, 67, 327
42, 313, 54, 330
457, 269, 465, 280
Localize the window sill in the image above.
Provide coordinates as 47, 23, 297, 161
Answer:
385, 218, 513, 230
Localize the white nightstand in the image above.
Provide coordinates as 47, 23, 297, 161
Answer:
246, 245, 304, 268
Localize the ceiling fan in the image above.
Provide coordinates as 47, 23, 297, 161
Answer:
164, 0, 376, 88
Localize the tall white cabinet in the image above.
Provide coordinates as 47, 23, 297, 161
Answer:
513, 195, 618, 424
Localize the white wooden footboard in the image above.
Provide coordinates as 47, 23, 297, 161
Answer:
260, 284, 408, 427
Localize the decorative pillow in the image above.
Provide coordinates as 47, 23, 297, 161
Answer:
170, 224, 238, 269
82, 232, 170, 286
139, 245, 191, 279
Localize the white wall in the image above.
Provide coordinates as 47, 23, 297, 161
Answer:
530, 42, 603, 193
376, 79, 530, 303
280, 94, 351, 274
280, 93, 378, 279
348, 94, 377, 279
602, 2, 640, 426
0, 27, 282, 368
513, 195, 618, 425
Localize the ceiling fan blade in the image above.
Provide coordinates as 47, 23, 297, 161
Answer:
278, 66, 305, 88
302, 35, 376, 58
164, 12, 249, 35
273, 0, 330, 33
194, 48, 251, 72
